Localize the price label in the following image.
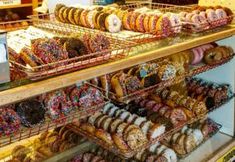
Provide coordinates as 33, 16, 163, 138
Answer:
0, 0, 21, 6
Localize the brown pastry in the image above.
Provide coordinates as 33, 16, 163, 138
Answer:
95, 129, 113, 145
173, 134, 186, 155
112, 133, 130, 152
80, 123, 96, 135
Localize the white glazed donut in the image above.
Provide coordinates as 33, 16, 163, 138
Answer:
192, 129, 204, 145
162, 148, 178, 162
105, 14, 121, 33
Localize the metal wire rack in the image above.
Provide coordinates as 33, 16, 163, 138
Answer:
0, 19, 31, 32
121, 2, 234, 34
161, 118, 222, 159
9, 19, 134, 80
89, 54, 235, 104
0, 102, 106, 148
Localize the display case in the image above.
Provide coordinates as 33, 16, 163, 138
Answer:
0, 1, 234, 162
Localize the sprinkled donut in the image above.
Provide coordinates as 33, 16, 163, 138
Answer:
135, 14, 146, 32
156, 14, 172, 37
105, 14, 121, 33
0, 108, 21, 136
88, 34, 110, 53
167, 13, 182, 33
148, 14, 160, 33
44, 90, 73, 119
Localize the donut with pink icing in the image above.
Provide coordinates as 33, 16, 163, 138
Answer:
206, 9, 219, 27
215, 9, 228, 25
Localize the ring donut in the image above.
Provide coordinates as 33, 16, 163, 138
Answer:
105, 14, 121, 33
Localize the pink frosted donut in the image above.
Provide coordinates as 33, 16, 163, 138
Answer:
167, 13, 182, 33
191, 47, 203, 65
200, 44, 214, 52
191, 14, 209, 29
206, 9, 219, 27
215, 9, 228, 25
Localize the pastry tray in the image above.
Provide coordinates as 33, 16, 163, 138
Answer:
67, 111, 208, 159
89, 54, 235, 104
122, 2, 234, 34
9, 23, 134, 80
161, 118, 222, 159
27, 3, 188, 44
0, 102, 107, 148
0, 19, 31, 32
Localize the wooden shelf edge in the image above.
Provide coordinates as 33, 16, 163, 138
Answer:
0, 3, 32, 9
0, 28, 235, 106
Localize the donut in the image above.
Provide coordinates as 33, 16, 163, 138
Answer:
58, 6, 67, 23
135, 14, 145, 32
63, 7, 72, 23
184, 134, 197, 153
95, 129, 113, 145
167, 13, 182, 33
173, 134, 186, 155
191, 47, 204, 65
88, 34, 110, 53
112, 133, 129, 152
105, 14, 121, 33
86, 10, 97, 29
129, 12, 140, 31
16, 100, 45, 127
32, 38, 68, 64
215, 9, 228, 25
157, 64, 176, 81
54, 4, 65, 22
156, 14, 172, 37
223, 7, 234, 23
94, 11, 104, 29
122, 12, 132, 30
185, 13, 194, 22
204, 48, 223, 65
206, 9, 219, 27
74, 8, 84, 25
96, 12, 109, 31
170, 108, 187, 126
80, 10, 90, 27
64, 38, 89, 58
199, 11, 207, 19
191, 14, 209, 29
68, 7, 77, 24
44, 90, 72, 119
20, 47, 44, 67
148, 14, 160, 33
0, 108, 21, 136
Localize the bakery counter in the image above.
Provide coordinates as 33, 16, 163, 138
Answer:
0, 26, 235, 106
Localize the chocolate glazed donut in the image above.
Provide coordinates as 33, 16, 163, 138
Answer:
64, 38, 89, 58
16, 100, 45, 127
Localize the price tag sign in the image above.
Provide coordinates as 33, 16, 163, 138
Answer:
0, 31, 10, 84
0, 0, 21, 6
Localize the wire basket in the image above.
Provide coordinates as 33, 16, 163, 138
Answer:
28, 3, 187, 44
0, 19, 31, 32
67, 109, 208, 159
0, 102, 106, 148
89, 54, 234, 104
161, 118, 222, 159
9, 19, 134, 80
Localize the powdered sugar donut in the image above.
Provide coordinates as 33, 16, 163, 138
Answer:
105, 14, 121, 33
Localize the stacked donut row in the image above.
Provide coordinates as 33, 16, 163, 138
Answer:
54, 4, 182, 35
179, 6, 233, 30
10, 33, 110, 68
0, 85, 104, 137
70, 152, 106, 162
54, 4, 122, 33
164, 118, 220, 156
187, 78, 232, 108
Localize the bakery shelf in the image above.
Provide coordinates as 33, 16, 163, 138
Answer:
0, 27, 235, 107
0, 3, 33, 9
0, 102, 105, 149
